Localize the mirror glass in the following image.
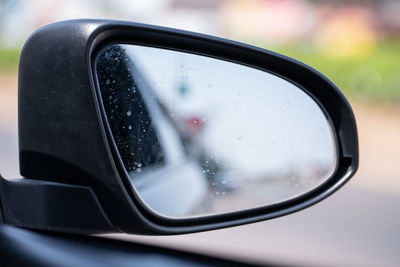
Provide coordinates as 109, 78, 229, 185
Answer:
95, 44, 337, 219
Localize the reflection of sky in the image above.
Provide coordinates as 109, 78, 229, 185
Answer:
124, 45, 335, 177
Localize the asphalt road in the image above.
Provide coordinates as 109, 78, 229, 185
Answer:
108, 182, 400, 267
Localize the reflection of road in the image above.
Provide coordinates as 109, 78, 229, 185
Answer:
201, 177, 324, 215
1, 75, 399, 266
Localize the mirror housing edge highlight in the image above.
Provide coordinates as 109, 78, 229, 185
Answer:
0, 19, 358, 235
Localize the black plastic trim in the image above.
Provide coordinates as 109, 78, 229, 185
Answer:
89, 21, 357, 228
91, 38, 342, 226
15, 19, 358, 235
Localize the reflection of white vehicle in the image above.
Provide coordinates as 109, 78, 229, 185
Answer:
132, 72, 208, 217
97, 46, 208, 218
133, 160, 207, 217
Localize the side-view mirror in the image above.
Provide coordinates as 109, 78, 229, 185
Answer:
0, 20, 358, 235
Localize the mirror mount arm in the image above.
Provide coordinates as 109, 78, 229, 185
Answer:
0, 177, 116, 234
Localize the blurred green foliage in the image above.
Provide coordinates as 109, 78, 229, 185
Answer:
264, 40, 400, 103
1, 42, 400, 103
0, 48, 21, 72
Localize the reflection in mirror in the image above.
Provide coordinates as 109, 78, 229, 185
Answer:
95, 44, 337, 219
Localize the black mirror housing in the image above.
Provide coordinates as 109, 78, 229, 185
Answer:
0, 19, 358, 234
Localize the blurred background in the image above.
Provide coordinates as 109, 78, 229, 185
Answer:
0, 0, 399, 266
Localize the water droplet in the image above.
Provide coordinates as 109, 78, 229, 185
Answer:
105, 79, 110, 85
126, 111, 132, 116
136, 168, 142, 173
128, 125, 132, 130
